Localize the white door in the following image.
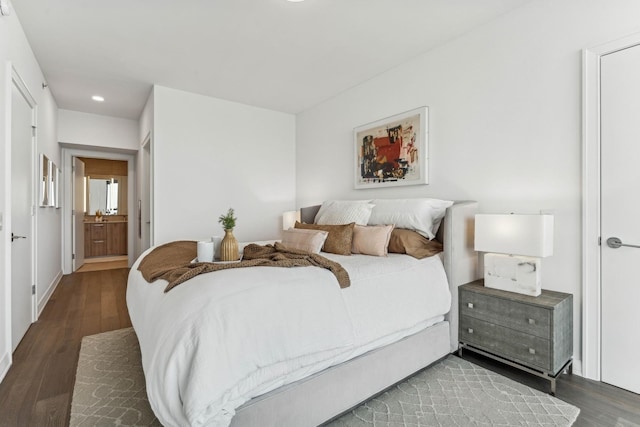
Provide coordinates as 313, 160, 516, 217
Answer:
73, 157, 85, 271
600, 43, 640, 394
10, 80, 34, 351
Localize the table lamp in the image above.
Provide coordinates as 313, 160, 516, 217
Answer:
474, 213, 554, 296
282, 210, 301, 230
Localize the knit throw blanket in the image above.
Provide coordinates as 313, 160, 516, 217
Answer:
138, 240, 351, 292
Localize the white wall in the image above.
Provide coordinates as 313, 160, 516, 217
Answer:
58, 109, 138, 151
296, 0, 640, 372
153, 86, 296, 244
0, 11, 61, 382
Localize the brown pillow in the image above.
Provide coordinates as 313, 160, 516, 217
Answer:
388, 228, 443, 259
351, 224, 394, 257
294, 221, 355, 255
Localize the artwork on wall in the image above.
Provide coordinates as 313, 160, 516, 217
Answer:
39, 153, 60, 208
39, 153, 51, 207
354, 106, 428, 189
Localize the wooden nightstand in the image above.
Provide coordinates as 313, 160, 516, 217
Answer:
458, 279, 573, 394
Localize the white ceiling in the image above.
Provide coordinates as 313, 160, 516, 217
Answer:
13, 0, 531, 119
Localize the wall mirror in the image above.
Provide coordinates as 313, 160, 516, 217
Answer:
87, 175, 128, 215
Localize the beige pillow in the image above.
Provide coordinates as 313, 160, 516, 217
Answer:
388, 228, 443, 259
281, 228, 328, 254
294, 222, 355, 255
351, 224, 394, 257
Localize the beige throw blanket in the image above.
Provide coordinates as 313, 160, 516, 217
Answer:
138, 240, 350, 292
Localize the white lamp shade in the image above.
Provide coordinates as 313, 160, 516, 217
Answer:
282, 210, 301, 230
475, 214, 554, 257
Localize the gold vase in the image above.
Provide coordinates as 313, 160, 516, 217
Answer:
219, 228, 240, 261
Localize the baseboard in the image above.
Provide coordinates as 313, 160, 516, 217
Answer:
572, 359, 583, 377
38, 270, 63, 317
0, 351, 11, 384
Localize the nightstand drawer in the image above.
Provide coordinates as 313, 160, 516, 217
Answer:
460, 315, 551, 371
460, 288, 551, 338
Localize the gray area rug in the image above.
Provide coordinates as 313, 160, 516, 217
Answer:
70, 328, 579, 426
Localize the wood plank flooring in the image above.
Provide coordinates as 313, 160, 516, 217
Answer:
0, 268, 131, 427
0, 268, 639, 426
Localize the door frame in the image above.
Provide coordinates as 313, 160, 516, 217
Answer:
582, 32, 640, 381
61, 146, 136, 274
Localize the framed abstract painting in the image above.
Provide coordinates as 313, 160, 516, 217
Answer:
354, 106, 428, 189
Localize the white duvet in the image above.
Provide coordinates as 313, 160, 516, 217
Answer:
127, 246, 451, 427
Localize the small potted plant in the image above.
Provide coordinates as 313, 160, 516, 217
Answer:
218, 208, 239, 261
95, 209, 103, 222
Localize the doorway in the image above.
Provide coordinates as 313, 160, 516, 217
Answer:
583, 32, 640, 390
61, 148, 136, 275
10, 69, 36, 351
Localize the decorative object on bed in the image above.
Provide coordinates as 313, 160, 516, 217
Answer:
351, 224, 394, 256
211, 235, 223, 260
354, 106, 428, 189
197, 240, 214, 262
127, 201, 481, 427
367, 198, 453, 239
280, 228, 328, 254
475, 213, 554, 297
294, 221, 355, 255
138, 240, 350, 292
218, 207, 240, 261
388, 228, 443, 259
314, 200, 374, 226
281, 210, 301, 230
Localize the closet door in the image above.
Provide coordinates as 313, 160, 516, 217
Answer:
600, 43, 640, 394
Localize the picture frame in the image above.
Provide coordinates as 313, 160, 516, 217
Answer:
39, 153, 52, 207
354, 106, 428, 189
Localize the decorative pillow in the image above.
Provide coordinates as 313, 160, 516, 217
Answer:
351, 224, 394, 257
368, 198, 453, 239
294, 221, 355, 255
388, 228, 443, 259
314, 200, 374, 226
281, 228, 329, 254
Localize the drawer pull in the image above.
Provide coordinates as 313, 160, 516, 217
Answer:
93, 224, 105, 227
528, 318, 536, 325
529, 348, 536, 355
468, 328, 474, 334
467, 303, 474, 309
94, 240, 105, 243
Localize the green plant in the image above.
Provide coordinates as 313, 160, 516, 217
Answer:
218, 208, 237, 230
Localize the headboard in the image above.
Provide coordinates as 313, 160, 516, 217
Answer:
300, 201, 480, 352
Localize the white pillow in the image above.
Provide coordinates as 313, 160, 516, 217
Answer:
281, 228, 329, 254
367, 198, 453, 239
314, 200, 374, 226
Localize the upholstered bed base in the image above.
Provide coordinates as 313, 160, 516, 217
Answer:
230, 201, 479, 427
231, 321, 450, 427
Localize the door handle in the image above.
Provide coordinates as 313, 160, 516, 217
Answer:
11, 233, 27, 242
607, 237, 640, 249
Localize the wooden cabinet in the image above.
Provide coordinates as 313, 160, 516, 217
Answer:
458, 280, 573, 394
84, 222, 127, 257
107, 222, 127, 255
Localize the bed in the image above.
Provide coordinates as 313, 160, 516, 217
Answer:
127, 200, 478, 427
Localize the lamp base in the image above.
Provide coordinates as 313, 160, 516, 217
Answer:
483, 253, 541, 297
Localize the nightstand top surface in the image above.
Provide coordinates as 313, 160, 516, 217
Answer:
461, 280, 572, 308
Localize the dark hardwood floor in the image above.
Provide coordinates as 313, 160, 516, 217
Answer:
0, 268, 131, 427
0, 267, 639, 426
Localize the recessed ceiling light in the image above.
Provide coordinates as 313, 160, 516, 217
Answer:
287, 0, 304, 2
92, 95, 105, 102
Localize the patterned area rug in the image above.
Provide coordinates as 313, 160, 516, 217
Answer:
70, 328, 579, 426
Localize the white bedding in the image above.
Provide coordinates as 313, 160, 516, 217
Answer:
127, 246, 451, 427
